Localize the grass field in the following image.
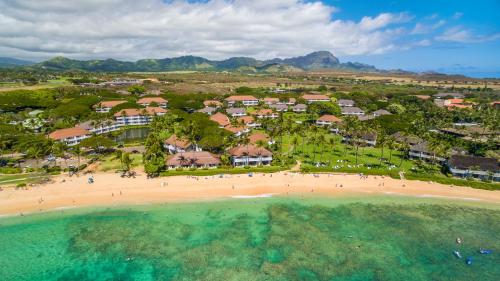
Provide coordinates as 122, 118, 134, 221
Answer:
98, 154, 143, 172
0, 78, 71, 92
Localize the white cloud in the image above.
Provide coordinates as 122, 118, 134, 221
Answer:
0, 0, 419, 60
452, 12, 463, 20
411, 20, 445, 34
436, 26, 500, 43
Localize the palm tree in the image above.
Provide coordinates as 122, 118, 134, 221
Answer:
386, 136, 396, 165
255, 140, 266, 165
317, 134, 326, 163
328, 137, 336, 167
121, 152, 132, 172
397, 141, 410, 168
73, 146, 84, 172
291, 136, 299, 155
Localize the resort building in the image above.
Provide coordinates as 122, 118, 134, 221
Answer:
196, 107, 217, 115
342, 132, 377, 147
371, 109, 392, 117
229, 144, 273, 166
293, 104, 307, 113
337, 99, 355, 107
254, 109, 278, 119
447, 155, 499, 182
94, 100, 127, 113
392, 132, 422, 146
166, 151, 221, 169
278, 98, 296, 105
226, 107, 247, 117
114, 107, 167, 126
433, 93, 465, 99
316, 115, 342, 126
78, 120, 122, 135
270, 104, 288, 112
225, 95, 259, 107
164, 134, 198, 154
136, 97, 168, 108
48, 127, 90, 146
210, 112, 230, 128
224, 125, 249, 137
341, 107, 365, 116
203, 100, 223, 108
249, 132, 273, 145
408, 142, 445, 162
263, 97, 279, 105
302, 94, 330, 103
237, 116, 261, 128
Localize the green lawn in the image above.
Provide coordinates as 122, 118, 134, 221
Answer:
98, 154, 143, 172
160, 165, 287, 177
276, 130, 499, 190
0, 173, 49, 187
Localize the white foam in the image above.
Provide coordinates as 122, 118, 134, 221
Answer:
230, 193, 277, 199
416, 194, 482, 201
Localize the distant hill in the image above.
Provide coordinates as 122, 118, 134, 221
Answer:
28, 51, 383, 73
0, 57, 34, 68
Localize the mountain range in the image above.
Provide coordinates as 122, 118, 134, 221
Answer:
11, 51, 381, 73
0, 57, 35, 68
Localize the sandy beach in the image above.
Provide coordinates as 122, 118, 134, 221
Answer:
0, 171, 499, 216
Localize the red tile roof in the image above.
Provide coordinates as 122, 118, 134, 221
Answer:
94, 100, 127, 108
249, 132, 269, 144
114, 107, 167, 117
254, 109, 274, 116
49, 127, 89, 140
302, 94, 330, 100
210, 112, 230, 127
203, 100, 223, 107
317, 115, 342, 122
224, 125, 246, 134
228, 144, 272, 157
225, 95, 258, 101
237, 116, 255, 125
263, 97, 279, 103
166, 151, 221, 166
137, 97, 167, 104
164, 134, 192, 149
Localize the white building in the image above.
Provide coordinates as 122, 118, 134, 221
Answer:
341, 107, 365, 116
229, 144, 273, 166
225, 95, 259, 107
94, 100, 127, 113
48, 127, 90, 146
136, 97, 168, 108
78, 120, 122, 135
114, 107, 167, 126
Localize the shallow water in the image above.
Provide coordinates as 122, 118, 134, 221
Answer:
1, 196, 499, 281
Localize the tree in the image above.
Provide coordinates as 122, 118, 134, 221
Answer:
143, 133, 166, 176
387, 103, 406, 114
291, 136, 299, 155
79, 136, 115, 153
328, 137, 336, 167
121, 152, 132, 172
128, 85, 145, 95
255, 139, 266, 165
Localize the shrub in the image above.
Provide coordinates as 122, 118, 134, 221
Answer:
0, 166, 22, 174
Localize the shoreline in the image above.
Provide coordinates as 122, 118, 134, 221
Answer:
0, 171, 499, 217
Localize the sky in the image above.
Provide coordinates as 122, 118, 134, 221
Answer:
0, 0, 499, 77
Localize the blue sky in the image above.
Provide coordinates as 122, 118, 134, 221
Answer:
325, 0, 500, 77
0, 0, 499, 77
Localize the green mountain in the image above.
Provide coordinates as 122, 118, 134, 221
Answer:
0, 57, 34, 68
31, 51, 380, 73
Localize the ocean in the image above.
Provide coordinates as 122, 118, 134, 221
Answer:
0, 196, 499, 281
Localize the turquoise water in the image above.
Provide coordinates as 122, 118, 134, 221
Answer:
0, 196, 499, 281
